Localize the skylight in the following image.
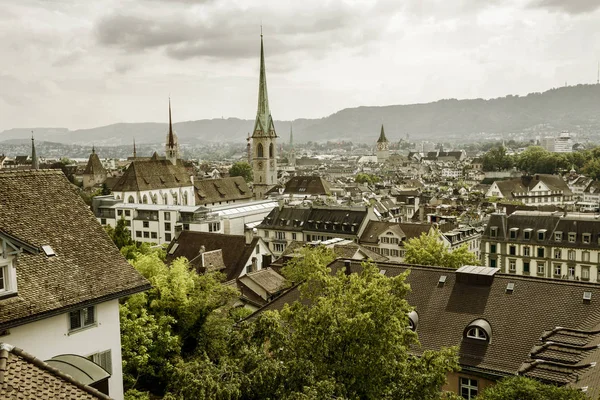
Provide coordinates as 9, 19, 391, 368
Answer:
41, 245, 55, 257
506, 282, 515, 293
584, 291, 592, 301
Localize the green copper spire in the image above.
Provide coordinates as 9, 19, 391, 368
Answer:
252, 32, 276, 138
377, 124, 388, 143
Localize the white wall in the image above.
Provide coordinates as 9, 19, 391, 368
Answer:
4, 299, 124, 400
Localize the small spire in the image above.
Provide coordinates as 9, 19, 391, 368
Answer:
92, 145, 95, 154
377, 124, 388, 143
289, 123, 294, 147
168, 97, 175, 148
133, 138, 137, 158
31, 131, 39, 170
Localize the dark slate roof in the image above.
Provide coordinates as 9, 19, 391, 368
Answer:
0, 170, 150, 329
83, 152, 106, 177
304, 207, 368, 235
397, 223, 433, 239
249, 260, 600, 396
0, 344, 111, 400
282, 176, 332, 195
257, 206, 312, 232
274, 240, 388, 266
165, 231, 260, 281
239, 268, 286, 295
111, 159, 191, 192
194, 176, 252, 205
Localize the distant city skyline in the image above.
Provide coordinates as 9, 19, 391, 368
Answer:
1, 0, 600, 132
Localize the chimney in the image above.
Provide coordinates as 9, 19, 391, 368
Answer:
419, 204, 425, 223
244, 228, 254, 245
199, 245, 205, 255
278, 198, 284, 211
344, 260, 351, 275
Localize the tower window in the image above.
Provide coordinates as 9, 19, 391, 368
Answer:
269, 143, 274, 158
257, 143, 264, 158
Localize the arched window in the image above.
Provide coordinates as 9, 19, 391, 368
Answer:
257, 143, 264, 158
163, 193, 168, 204
172, 193, 178, 205
408, 310, 418, 331
127, 195, 134, 203
183, 192, 188, 206
464, 319, 492, 342
142, 195, 148, 204
269, 143, 274, 158
152, 194, 158, 204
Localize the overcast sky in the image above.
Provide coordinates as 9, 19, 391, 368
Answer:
1, 0, 599, 131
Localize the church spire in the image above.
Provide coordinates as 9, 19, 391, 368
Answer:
289, 123, 293, 147
377, 124, 388, 143
31, 132, 39, 170
168, 97, 175, 148
252, 32, 276, 138
133, 138, 137, 158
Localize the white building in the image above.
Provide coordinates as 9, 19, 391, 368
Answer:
554, 131, 573, 153
0, 170, 150, 400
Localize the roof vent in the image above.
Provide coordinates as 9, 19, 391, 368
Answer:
379, 269, 387, 276
506, 282, 515, 293
168, 243, 179, 255
41, 245, 56, 257
438, 275, 447, 286
583, 291, 592, 302
456, 265, 500, 286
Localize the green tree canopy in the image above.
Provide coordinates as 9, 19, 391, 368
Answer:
229, 161, 253, 182
105, 217, 134, 249
476, 376, 587, 400
482, 146, 514, 172
355, 172, 381, 184
166, 257, 459, 399
404, 229, 479, 269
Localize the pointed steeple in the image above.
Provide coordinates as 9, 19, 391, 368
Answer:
31, 132, 39, 170
92, 145, 96, 154
168, 97, 175, 148
377, 124, 388, 143
133, 138, 137, 159
252, 32, 276, 138
289, 124, 294, 147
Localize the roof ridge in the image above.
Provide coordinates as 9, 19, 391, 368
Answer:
0, 343, 112, 399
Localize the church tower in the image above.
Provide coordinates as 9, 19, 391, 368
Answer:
165, 98, 179, 165
251, 33, 277, 199
376, 124, 389, 163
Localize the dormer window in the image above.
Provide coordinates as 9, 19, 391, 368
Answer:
524, 229, 532, 240
537, 230, 546, 241
490, 227, 498, 238
408, 310, 419, 331
554, 232, 562, 242
509, 228, 519, 239
464, 319, 491, 342
569, 232, 576, 243
583, 234, 591, 244
0, 257, 18, 297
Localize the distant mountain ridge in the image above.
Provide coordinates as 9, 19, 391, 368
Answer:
2, 84, 599, 146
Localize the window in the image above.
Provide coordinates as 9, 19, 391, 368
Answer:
165, 222, 171, 231
0, 264, 6, 292
555, 232, 562, 241
135, 230, 142, 238
554, 264, 562, 276
117, 210, 122, 216
509, 229, 518, 239
569, 232, 576, 243
538, 230, 545, 241
264, 231, 269, 238
582, 266, 590, 281
151, 232, 157, 239
165, 233, 172, 242
88, 350, 112, 374
583, 234, 591, 244
568, 266, 575, 278
460, 377, 478, 399
125, 210, 131, 217
143, 221, 149, 228
490, 259, 496, 268
127, 195, 134, 203
164, 212, 171, 221
490, 244, 497, 254
509, 246, 516, 256
209, 222, 220, 232
257, 143, 264, 158
583, 251, 590, 262
554, 249, 562, 259
274, 243, 285, 252
269, 143, 274, 158
524, 230, 531, 240
537, 262, 545, 275
523, 262, 530, 274
183, 224, 189, 231
466, 327, 487, 340
523, 246, 530, 257
276, 231, 286, 240
143, 231, 149, 238
172, 193, 178, 205
568, 250, 576, 261
124, 220, 131, 227
537, 247, 545, 258
255, 245, 260, 255
509, 260, 516, 272
100, 218, 106, 225
490, 227, 497, 238
142, 195, 148, 204
292, 233, 297, 240
69, 306, 96, 332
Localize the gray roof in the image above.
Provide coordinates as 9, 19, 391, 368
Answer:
0, 170, 150, 329
194, 176, 252, 205
111, 159, 191, 192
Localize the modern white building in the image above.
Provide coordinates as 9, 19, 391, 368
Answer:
554, 131, 573, 153
0, 170, 150, 400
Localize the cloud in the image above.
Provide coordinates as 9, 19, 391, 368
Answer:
94, 0, 399, 62
529, 0, 600, 14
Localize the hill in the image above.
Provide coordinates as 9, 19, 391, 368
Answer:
2, 84, 599, 145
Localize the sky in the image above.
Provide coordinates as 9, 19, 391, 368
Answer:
1, 0, 600, 131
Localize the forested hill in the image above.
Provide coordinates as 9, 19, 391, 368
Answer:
2, 84, 599, 145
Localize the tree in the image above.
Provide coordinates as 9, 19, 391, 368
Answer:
355, 172, 381, 184
166, 257, 459, 399
229, 161, 253, 182
582, 157, 600, 180
105, 217, 134, 249
404, 230, 479, 268
476, 376, 587, 400
121, 250, 239, 396
280, 245, 337, 283
482, 146, 514, 172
